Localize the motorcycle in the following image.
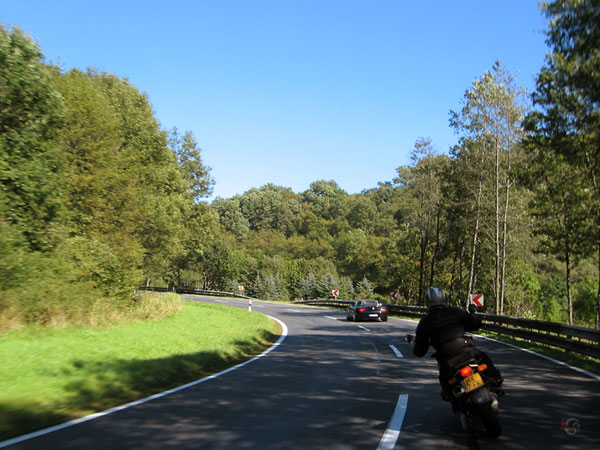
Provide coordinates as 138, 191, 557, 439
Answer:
405, 333, 502, 438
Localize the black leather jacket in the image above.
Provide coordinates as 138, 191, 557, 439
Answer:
413, 305, 481, 358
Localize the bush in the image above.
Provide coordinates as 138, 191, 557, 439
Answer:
574, 278, 597, 327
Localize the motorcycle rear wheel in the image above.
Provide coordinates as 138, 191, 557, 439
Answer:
476, 403, 502, 438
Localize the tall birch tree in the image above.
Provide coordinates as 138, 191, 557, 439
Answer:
450, 61, 528, 312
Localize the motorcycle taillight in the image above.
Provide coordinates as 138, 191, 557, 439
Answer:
477, 363, 488, 372
460, 366, 473, 378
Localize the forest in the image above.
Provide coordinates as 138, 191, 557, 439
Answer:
1, 0, 599, 329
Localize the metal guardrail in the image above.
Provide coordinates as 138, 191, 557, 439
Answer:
140, 286, 253, 299
295, 299, 600, 359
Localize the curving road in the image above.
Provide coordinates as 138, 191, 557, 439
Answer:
2, 296, 599, 449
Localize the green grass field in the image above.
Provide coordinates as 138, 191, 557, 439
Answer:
0, 301, 281, 441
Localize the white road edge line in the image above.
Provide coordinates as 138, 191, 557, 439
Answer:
389, 344, 404, 358
0, 316, 289, 449
358, 325, 371, 332
378, 394, 409, 450
324, 315, 338, 320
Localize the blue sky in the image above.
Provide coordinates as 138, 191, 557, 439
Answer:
1, 1, 549, 200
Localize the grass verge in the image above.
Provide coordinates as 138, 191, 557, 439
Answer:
0, 300, 281, 441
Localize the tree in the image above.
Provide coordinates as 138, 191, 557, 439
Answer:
355, 276, 374, 298
449, 62, 528, 312
251, 273, 288, 300
211, 196, 249, 240
345, 195, 377, 232
196, 241, 234, 290
334, 228, 367, 278
301, 180, 347, 222
298, 273, 319, 299
527, 0, 600, 327
239, 184, 301, 236
53, 69, 123, 233
90, 70, 190, 284
168, 128, 214, 202
521, 148, 590, 324
395, 139, 449, 304
0, 26, 65, 250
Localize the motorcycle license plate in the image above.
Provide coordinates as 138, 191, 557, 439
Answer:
462, 372, 484, 392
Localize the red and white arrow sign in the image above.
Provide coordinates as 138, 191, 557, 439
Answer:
332, 289, 339, 297
470, 293, 484, 307
390, 291, 399, 301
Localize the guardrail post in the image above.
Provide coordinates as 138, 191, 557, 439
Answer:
248, 300, 252, 312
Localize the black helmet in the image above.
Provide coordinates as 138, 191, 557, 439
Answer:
425, 288, 447, 308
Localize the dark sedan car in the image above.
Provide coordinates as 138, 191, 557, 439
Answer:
346, 299, 388, 322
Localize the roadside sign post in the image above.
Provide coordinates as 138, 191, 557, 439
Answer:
332, 289, 339, 299
390, 291, 399, 302
238, 285, 250, 311
470, 293, 484, 309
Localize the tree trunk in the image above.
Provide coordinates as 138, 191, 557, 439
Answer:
450, 242, 458, 302
418, 232, 426, 305
450, 237, 462, 304
564, 202, 574, 325
500, 149, 512, 315
500, 181, 510, 315
495, 137, 501, 315
418, 193, 432, 305
565, 243, 574, 326
467, 179, 483, 310
458, 240, 465, 303
596, 242, 600, 329
583, 150, 600, 328
429, 206, 441, 288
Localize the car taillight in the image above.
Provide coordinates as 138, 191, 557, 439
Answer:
460, 366, 473, 378
381, 308, 387, 312
358, 308, 366, 312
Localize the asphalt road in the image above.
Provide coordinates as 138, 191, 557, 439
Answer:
3, 296, 599, 449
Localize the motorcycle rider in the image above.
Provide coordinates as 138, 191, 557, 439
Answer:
412, 287, 504, 403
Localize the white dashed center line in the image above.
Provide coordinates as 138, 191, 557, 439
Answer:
389, 345, 404, 358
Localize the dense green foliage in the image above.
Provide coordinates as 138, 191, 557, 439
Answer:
1, 0, 599, 329
0, 25, 214, 329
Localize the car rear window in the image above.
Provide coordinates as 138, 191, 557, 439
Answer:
362, 300, 379, 306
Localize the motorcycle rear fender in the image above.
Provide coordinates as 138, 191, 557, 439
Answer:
468, 387, 492, 406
